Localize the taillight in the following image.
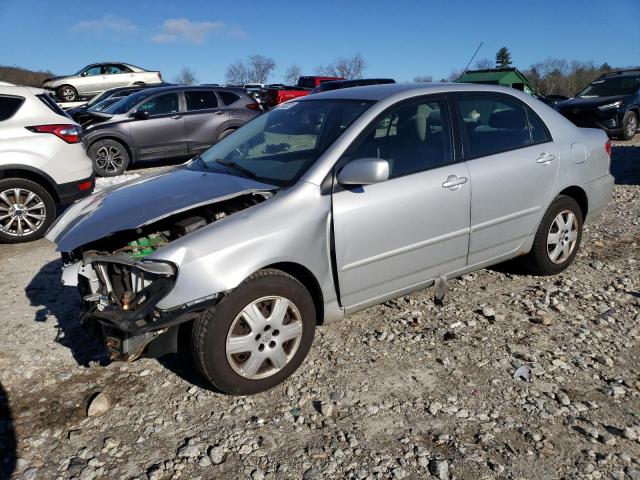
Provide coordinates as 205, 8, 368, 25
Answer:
26, 124, 81, 144
158, 72, 162, 81
604, 139, 612, 157
246, 102, 259, 110
78, 180, 93, 191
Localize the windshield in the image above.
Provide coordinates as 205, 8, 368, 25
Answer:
103, 90, 153, 115
86, 90, 113, 107
88, 97, 122, 112
189, 99, 373, 186
578, 76, 640, 97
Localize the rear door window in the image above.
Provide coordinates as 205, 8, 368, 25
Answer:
0, 95, 25, 121
527, 107, 552, 144
218, 91, 240, 106
185, 91, 219, 111
456, 95, 532, 158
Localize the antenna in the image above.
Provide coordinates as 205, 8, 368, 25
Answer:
459, 41, 484, 81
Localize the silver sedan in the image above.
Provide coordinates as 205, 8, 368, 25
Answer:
48, 83, 614, 394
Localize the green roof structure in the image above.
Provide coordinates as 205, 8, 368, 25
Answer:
457, 68, 535, 94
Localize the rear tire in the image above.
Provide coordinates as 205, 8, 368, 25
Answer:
0, 178, 56, 243
523, 195, 583, 275
89, 139, 130, 177
217, 128, 236, 142
621, 111, 637, 141
57, 85, 77, 102
191, 269, 316, 395
133, 82, 146, 87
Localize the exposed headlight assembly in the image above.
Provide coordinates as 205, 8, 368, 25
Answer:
598, 101, 623, 111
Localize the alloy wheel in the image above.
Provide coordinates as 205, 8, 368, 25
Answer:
0, 188, 47, 237
546, 209, 578, 264
61, 87, 75, 101
225, 296, 303, 380
95, 146, 124, 173
627, 115, 637, 138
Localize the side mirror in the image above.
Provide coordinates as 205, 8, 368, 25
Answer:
337, 158, 390, 186
132, 110, 150, 120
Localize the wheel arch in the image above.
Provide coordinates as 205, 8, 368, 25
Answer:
0, 166, 60, 203
558, 185, 588, 220
262, 262, 325, 326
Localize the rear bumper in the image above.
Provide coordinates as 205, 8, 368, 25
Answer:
583, 174, 614, 224
55, 174, 95, 204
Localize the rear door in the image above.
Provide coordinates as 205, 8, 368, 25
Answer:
105, 64, 133, 88
332, 96, 471, 309
183, 89, 229, 155
129, 92, 188, 161
452, 92, 559, 265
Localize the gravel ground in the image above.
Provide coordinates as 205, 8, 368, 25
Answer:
0, 143, 638, 480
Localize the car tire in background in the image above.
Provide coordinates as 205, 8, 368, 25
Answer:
191, 269, 316, 395
133, 82, 146, 87
217, 128, 236, 142
0, 178, 56, 243
523, 195, 583, 276
621, 111, 637, 141
89, 139, 130, 177
56, 85, 78, 102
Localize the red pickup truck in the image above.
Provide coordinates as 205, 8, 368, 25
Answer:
261, 76, 343, 108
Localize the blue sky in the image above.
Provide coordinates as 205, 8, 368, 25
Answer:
1, 0, 638, 84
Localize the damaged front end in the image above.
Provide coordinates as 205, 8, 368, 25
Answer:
59, 190, 273, 361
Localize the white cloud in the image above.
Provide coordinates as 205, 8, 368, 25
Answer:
71, 15, 137, 34
151, 18, 246, 43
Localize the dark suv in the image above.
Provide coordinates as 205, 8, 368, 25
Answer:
555, 70, 640, 140
83, 86, 260, 176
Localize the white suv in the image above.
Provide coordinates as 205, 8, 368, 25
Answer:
0, 85, 94, 243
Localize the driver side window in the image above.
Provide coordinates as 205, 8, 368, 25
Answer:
138, 93, 179, 116
347, 98, 452, 178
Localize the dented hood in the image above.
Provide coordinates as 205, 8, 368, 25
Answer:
47, 166, 276, 252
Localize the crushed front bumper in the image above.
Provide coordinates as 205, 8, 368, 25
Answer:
65, 253, 218, 361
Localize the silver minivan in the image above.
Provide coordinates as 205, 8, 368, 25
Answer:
48, 83, 614, 394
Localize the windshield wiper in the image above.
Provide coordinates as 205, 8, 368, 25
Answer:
214, 158, 257, 179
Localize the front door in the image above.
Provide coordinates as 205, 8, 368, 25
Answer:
332, 96, 471, 309
76, 65, 107, 96
129, 92, 188, 161
452, 93, 559, 265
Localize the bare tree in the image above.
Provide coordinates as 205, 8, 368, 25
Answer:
473, 58, 493, 70
315, 53, 366, 80
413, 75, 433, 83
447, 69, 463, 82
225, 55, 276, 85
247, 55, 276, 84
174, 67, 198, 85
225, 60, 250, 85
284, 64, 302, 85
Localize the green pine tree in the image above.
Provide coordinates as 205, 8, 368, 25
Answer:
495, 47, 513, 68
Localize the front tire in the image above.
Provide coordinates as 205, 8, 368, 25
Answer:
621, 111, 637, 141
89, 139, 130, 177
0, 178, 56, 243
57, 85, 77, 102
191, 269, 316, 395
523, 195, 583, 275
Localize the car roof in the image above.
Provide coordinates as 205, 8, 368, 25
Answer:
301, 82, 538, 101
131, 85, 248, 95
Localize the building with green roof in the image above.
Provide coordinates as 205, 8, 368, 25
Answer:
457, 68, 535, 94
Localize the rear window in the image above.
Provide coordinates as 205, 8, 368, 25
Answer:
0, 95, 25, 121
185, 90, 218, 110
218, 91, 241, 105
297, 77, 316, 89
37, 94, 70, 118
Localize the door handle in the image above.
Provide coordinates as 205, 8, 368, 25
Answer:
536, 153, 555, 164
171, 114, 183, 120
215, 111, 225, 115
442, 175, 468, 190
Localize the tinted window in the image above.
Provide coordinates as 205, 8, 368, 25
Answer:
185, 91, 218, 110
218, 91, 240, 105
298, 77, 315, 89
348, 99, 451, 178
457, 96, 530, 157
138, 93, 179, 116
527, 107, 551, 144
0, 95, 24, 121
577, 76, 640, 97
